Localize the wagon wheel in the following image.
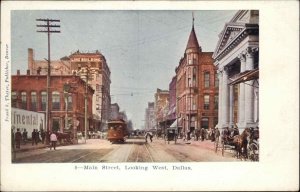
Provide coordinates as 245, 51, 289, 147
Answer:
248, 143, 259, 161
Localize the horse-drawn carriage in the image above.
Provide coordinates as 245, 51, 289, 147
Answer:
164, 127, 177, 144
215, 127, 259, 161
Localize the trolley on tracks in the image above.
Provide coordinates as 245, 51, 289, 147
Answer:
107, 119, 127, 143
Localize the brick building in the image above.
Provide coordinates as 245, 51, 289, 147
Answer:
12, 71, 94, 133
175, 19, 218, 137
27, 49, 111, 131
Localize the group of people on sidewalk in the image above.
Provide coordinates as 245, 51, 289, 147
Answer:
12, 127, 58, 150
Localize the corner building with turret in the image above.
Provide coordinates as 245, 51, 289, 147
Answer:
175, 20, 219, 136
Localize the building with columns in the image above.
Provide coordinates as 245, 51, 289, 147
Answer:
213, 10, 259, 129
175, 18, 218, 137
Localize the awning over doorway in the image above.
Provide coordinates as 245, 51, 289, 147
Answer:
229, 68, 259, 85
170, 117, 182, 128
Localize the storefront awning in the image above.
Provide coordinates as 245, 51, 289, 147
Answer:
170, 117, 182, 128
229, 68, 259, 85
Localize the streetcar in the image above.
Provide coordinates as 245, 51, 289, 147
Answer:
107, 119, 127, 143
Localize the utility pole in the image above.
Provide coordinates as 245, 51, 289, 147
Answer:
36, 19, 60, 141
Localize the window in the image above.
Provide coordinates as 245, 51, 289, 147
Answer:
31, 92, 37, 111
41, 91, 47, 111
68, 95, 72, 110
21, 92, 27, 109
215, 73, 219, 88
204, 72, 210, 88
52, 118, 60, 132
204, 95, 210, 110
201, 117, 209, 129
52, 91, 60, 110
12, 92, 17, 107
214, 95, 218, 110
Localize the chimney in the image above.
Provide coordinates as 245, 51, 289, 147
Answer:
17, 70, 20, 75
28, 48, 34, 72
27, 69, 30, 75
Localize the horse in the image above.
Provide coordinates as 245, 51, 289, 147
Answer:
57, 132, 73, 145
233, 128, 251, 160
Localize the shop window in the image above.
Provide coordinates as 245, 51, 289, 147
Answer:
201, 117, 209, 129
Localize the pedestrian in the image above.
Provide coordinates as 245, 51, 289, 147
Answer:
35, 130, 40, 145
149, 132, 153, 142
31, 129, 36, 146
22, 129, 28, 144
201, 128, 205, 141
15, 128, 22, 149
211, 128, 215, 142
41, 130, 46, 144
50, 132, 58, 150
144, 132, 148, 143
215, 127, 220, 144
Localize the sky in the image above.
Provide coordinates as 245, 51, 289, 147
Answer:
11, 10, 237, 130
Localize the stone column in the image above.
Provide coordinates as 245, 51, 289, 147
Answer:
222, 67, 229, 127
217, 70, 223, 128
245, 48, 255, 125
229, 85, 234, 127
238, 53, 246, 127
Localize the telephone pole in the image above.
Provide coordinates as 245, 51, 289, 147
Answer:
36, 19, 60, 142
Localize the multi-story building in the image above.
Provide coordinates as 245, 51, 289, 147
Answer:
11, 71, 94, 133
69, 50, 111, 131
110, 103, 120, 120
175, 19, 218, 137
144, 102, 155, 131
213, 10, 259, 130
27, 49, 111, 131
154, 89, 169, 133
168, 76, 177, 123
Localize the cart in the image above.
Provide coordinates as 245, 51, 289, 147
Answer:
165, 128, 177, 144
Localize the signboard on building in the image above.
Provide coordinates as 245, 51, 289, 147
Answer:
11, 108, 45, 139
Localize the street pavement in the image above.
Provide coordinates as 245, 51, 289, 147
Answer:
12, 137, 239, 163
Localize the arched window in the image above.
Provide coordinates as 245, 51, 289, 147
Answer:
21, 92, 27, 109
12, 91, 17, 107
204, 72, 210, 88
41, 91, 47, 111
52, 91, 60, 110
31, 92, 37, 111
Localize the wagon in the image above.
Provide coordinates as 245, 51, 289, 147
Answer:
164, 128, 177, 144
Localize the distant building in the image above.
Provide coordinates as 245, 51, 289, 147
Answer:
175, 18, 218, 137
69, 50, 111, 131
168, 76, 177, 123
145, 102, 155, 131
110, 103, 120, 120
11, 71, 94, 133
28, 48, 71, 75
154, 88, 169, 132
213, 10, 259, 129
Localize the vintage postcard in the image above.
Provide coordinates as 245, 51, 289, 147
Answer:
1, 1, 299, 191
